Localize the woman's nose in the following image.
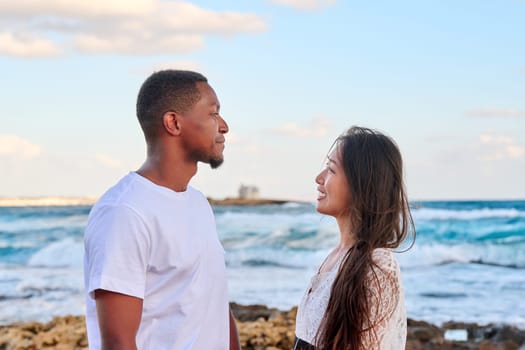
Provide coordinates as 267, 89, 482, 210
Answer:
315, 169, 325, 185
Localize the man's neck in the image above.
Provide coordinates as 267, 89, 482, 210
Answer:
136, 155, 197, 193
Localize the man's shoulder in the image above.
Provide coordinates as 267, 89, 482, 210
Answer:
89, 173, 150, 217
186, 185, 207, 201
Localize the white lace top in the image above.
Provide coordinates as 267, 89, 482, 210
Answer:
296, 248, 406, 349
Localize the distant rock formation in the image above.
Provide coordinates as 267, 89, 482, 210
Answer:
208, 197, 289, 206
0, 197, 97, 207
238, 184, 260, 199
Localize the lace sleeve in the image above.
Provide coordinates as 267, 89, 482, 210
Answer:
361, 249, 402, 350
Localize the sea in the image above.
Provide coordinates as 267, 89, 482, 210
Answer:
0, 200, 524, 327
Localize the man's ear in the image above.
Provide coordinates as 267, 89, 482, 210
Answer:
162, 111, 182, 136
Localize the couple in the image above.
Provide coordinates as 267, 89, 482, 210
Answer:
83, 70, 414, 350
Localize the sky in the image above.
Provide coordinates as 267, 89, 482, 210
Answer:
0, 0, 524, 201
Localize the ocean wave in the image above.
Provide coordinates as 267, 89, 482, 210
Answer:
216, 211, 323, 226
398, 243, 525, 269
412, 207, 525, 221
0, 294, 32, 301
226, 248, 328, 270
469, 259, 522, 269
224, 242, 525, 272
216, 211, 338, 249
0, 214, 88, 234
239, 259, 304, 269
419, 292, 468, 299
27, 238, 83, 268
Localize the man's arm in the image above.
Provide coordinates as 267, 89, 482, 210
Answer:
95, 289, 143, 350
229, 308, 241, 350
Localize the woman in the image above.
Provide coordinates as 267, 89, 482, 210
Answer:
295, 126, 415, 349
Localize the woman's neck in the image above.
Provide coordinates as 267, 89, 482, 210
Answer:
336, 216, 356, 250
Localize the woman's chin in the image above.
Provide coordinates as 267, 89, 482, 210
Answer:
316, 203, 328, 215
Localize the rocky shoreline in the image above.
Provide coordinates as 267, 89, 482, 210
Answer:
208, 197, 292, 206
0, 196, 294, 207
1, 303, 524, 349
0, 197, 98, 207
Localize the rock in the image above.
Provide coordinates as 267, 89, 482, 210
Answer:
479, 339, 520, 350
491, 325, 525, 345
0, 306, 524, 350
407, 319, 444, 343
208, 198, 291, 206
230, 302, 283, 322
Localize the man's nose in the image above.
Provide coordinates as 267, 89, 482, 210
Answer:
218, 115, 229, 134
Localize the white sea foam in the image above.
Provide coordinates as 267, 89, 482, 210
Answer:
413, 207, 525, 220
0, 293, 85, 325
0, 214, 87, 233
14, 267, 83, 294
27, 238, 83, 268
226, 247, 329, 269
0, 266, 84, 325
216, 211, 325, 231
398, 242, 525, 269
0, 240, 36, 248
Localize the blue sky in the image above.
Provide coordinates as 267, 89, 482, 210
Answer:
0, 0, 524, 200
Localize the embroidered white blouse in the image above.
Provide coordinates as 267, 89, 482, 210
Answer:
295, 248, 407, 349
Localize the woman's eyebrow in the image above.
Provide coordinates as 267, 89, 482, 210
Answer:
327, 156, 337, 165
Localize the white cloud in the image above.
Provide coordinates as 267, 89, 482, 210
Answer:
0, 0, 156, 18
154, 2, 266, 34
0, 32, 61, 57
268, 0, 336, 11
270, 117, 332, 138
478, 133, 525, 160
0, 1, 267, 57
0, 135, 42, 158
73, 34, 203, 54
466, 108, 525, 118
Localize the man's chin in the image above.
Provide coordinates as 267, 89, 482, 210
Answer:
208, 157, 224, 169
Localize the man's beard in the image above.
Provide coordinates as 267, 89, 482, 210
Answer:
208, 157, 224, 169
191, 149, 224, 169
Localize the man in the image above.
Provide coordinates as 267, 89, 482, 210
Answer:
83, 70, 240, 349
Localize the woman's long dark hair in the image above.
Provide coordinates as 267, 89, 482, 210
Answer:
315, 126, 415, 349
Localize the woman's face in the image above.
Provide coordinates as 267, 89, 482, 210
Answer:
315, 144, 351, 219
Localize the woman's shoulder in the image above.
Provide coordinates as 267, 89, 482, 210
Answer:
371, 248, 400, 274
367, 249, 403, 303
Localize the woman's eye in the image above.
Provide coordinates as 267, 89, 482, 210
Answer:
324, 161, 335, 173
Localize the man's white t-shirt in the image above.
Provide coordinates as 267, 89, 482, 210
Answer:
84, 172, 229, 349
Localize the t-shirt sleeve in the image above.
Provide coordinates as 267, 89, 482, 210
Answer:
84, 205, 150, 300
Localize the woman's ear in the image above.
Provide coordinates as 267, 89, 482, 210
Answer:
162, 111, 182, 136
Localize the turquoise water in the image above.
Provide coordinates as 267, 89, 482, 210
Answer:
0, 200, 524, 326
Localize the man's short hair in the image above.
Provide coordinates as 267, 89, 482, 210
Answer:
136, 70, 208, 140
